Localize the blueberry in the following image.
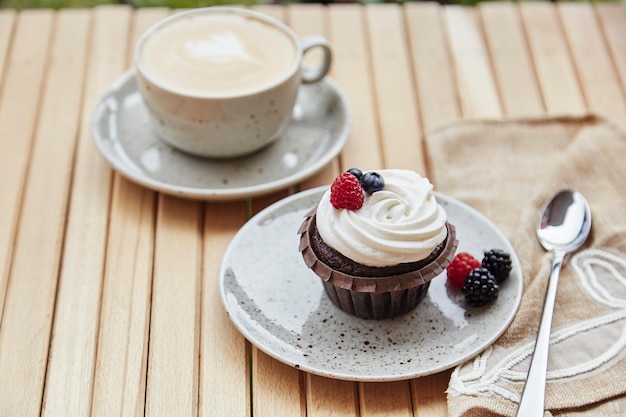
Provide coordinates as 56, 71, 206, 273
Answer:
361, 171, 384, 194
347, 168, 363, 180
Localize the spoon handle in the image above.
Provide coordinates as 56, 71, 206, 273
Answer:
515, 250, 566, 416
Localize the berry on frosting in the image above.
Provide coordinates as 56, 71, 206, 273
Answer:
446, 252, 481, 288
347, 168, 363, 180
361, 172, 385, 194
330, 172, 364, 210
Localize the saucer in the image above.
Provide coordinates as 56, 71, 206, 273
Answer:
92, 70, 350, 200
220, 188, 523, 381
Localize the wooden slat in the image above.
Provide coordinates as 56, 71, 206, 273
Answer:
253, 349, 306, 417
201, 202, 249, 417
145, 196, 202, 417
559, 2, 626, 127
287, 4, 360, 417
0, 10, 55, 417
328, 4, 382, 172
479, 2, 544, 116
444, 5, 502, 118
18, 10, 92, 417
404, 2, 460, 131
519, 2, 586, 115
306, 375, 359, 417
0, 11, 15, 88
0, 10, 52, 328
289, 4, 339, 190
410, 372, 450, 417
404, 3, 458, 415
245, 8, 306, 417
91, 9, 165, 417
596, 4, 626, 98
360, 382, 413, 417
366, 3, 423, 172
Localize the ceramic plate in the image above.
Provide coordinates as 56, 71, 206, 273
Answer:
92, 70, 350, 200
220, 187, 523, 381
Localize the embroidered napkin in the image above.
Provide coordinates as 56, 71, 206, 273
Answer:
425, 114, 626, 417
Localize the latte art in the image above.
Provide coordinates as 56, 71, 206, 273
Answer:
140, 14, 297, 96
184, 32, 260, 64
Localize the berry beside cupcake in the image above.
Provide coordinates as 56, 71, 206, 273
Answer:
298, 169, 458, 319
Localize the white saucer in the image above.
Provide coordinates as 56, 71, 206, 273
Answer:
220, 188, 523, 381
92, 71, 350, 200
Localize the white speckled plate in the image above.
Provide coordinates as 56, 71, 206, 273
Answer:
220, 187, 523, 381
92, 70, 350, 200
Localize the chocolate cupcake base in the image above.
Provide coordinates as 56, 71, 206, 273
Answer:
299, 208, 458, 320
321, 280, 431, 320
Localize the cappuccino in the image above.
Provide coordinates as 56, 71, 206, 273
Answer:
139, 13, 297, 97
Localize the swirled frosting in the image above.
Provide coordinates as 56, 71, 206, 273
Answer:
316, 169, 448, 267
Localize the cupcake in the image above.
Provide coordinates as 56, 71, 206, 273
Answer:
298, 169, 458, 319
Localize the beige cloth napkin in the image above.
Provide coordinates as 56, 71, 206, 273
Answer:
425, 114, 626, 417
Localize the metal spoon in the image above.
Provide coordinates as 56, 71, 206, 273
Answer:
516, 189, 591, 416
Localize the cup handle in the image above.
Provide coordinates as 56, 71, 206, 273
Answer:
300, 35, 332, 84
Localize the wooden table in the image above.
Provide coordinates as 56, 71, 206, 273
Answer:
0, 2, 625, 416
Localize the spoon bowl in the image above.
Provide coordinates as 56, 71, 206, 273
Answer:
538, 190, 592, 253
516, 189, 591, 417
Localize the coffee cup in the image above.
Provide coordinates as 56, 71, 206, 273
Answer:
134, 7, 332, 159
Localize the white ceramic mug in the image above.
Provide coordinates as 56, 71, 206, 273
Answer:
134, 7, 332, 158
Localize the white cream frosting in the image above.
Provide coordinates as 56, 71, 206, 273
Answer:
316, 169, 448, 267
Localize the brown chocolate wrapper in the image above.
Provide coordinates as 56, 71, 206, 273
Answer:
299, 208, 458, 319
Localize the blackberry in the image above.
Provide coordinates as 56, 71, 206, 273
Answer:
361, 171, 385, 194
481, 249, 512, 283
462, 267, 499, 307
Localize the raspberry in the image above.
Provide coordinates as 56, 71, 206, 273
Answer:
330, 172, 364, 210
446, 252, 481, 288
462, 267, 499, 307
481, 249, 512, 283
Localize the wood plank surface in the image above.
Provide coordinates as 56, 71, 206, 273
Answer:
0, 4, 624, 417
145, 196, 202, 417
519, 2, 586, 115
444, 5, 502, 118
201, 202, 249, 417
0, 11, 15, 88
480, 2, 544, 117
0, 10, 57, 417
596, 4, 626, 99
327, 4, 382, 172
366, 4, 424, 172
404, 2, 460, 131
32, 10, 93, 417
91, 9, 163, 417
559, 2, 626, 127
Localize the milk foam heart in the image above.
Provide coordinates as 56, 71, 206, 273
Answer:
140, 14, 297, 96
